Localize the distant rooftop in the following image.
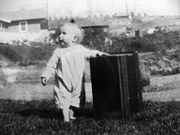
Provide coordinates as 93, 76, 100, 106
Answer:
0, 8, 47, 22
57, 18, 109, 28
113, 12, 130, 19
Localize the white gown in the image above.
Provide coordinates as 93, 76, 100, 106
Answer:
41, 45, 103, 110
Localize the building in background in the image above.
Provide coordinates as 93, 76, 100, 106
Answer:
0, 8, 47, 33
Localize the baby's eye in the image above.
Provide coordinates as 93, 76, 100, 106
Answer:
61, 32, 66, 35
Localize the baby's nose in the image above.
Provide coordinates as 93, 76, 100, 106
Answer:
59, 33, 63, 37
59, 34, 63, 39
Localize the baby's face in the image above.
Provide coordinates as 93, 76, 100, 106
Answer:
59, 25, 76, 47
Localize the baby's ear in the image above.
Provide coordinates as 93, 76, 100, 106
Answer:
73, 36, 78, 41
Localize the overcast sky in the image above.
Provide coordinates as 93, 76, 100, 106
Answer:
0, 0, 179, 17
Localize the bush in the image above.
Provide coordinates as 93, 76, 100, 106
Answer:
139, 49, 180, 76
1, 28, 180, 67
0, 44, 22, 62
107, 30, 180, 53
81, 27, 108, 51
0, 43, 57, 66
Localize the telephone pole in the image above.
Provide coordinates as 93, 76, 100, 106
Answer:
125, 0, 129, 16
88, 0, 92, 18
46, 0, 49, 29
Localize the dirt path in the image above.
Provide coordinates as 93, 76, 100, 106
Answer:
0, 82, 93, 102
0, 81, 180, 102
150, 74, 180, 87
143, 89, 180, 102
1, 66, 180, 102
143, 73, 180, 102
0, 83, 53, 101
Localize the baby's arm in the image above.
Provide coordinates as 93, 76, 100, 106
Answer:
86, 49, 109, 59
41, 49, 60, 86
91, 50, 109, 57
41, 77, 46, 86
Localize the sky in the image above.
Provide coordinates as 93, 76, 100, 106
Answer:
0, 0, 179, 17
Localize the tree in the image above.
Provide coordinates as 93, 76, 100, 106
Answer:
130, 12, 135, 18
52, 16, 59, 28
93, 14, 98, 18
41, 19, 48, 29
144, 13, 147, 17
100, 14, 104, 18
105, 14, 110, 19
48, 17, 53, 28
137, 13, 142, 18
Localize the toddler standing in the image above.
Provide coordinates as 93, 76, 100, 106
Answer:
41, 22, 107, 122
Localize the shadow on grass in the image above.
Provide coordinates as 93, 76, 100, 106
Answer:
0, 99, 94, 120
17, 107, 94, 120
1, 99, 180, 134
17, 109, 63, 119
3, 99, 180, 122
0, 100, 180, 135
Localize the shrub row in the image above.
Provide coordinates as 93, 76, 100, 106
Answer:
139, 49, 180, 76
0, 43, 56, 66
0, 29, 180, 67
107, 30, 180, 53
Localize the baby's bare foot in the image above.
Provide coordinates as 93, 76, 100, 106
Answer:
69, 108, 76, 120
70, 116, 76, 120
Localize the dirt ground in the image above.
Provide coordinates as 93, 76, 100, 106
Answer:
0, 66, 180, 102
144, 74, 180, 102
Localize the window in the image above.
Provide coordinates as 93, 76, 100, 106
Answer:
19, 21, 27, 32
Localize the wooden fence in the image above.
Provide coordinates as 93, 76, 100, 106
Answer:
90, 52, 142, 119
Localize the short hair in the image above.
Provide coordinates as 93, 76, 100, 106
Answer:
61, 22, 84, 44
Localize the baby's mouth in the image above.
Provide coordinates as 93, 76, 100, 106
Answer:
59, 39, 64, 44
59, 40, 68, 47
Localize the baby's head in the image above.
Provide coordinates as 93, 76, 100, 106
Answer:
59, 22, 84, 47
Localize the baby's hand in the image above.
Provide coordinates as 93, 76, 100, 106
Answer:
41, 77, 46, 86
86, 51, 109, 60
96, 52, 109, 57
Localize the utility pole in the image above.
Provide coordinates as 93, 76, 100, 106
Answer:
46, 0, 49, 29
90, 0, 92, 18
88, 0, 92, 18
125, 0, 129, 16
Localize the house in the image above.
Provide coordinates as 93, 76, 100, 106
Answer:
110, 13, 131, 27
0, 8, 47, 33
52, 17, 110, 31
49, 18, 110, 42
75, 18, 109, 33
108, 13, 132, 35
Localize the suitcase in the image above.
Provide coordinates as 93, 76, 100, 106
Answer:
90, 52, 142, 119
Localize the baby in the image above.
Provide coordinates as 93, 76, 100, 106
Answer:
41, 22, 107, 122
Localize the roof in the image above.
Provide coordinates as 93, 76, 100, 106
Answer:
58, 18, 109, 28
113, 12, 130, 19
0, 18, 11, 23
77, 18, 109, 27
0, 8, 46, 22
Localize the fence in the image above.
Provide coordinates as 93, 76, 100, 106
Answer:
90, 52, 142, 119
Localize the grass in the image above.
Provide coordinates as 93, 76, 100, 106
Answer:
0, 99, 180, 135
